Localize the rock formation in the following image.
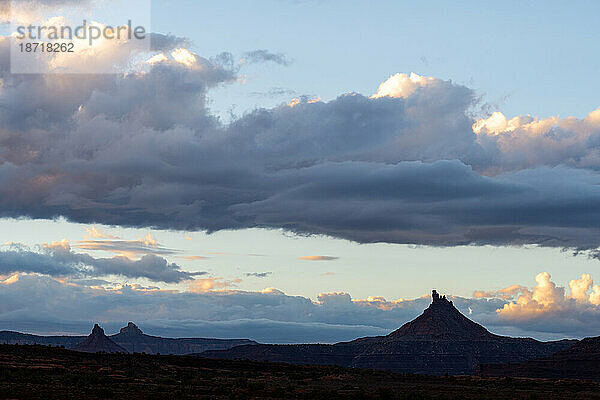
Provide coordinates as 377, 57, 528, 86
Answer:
72, 324, 127, 353
0, 331, 85, 347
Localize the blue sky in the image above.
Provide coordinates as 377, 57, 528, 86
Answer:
2, 0, 600, 341
152, 0, 600, 120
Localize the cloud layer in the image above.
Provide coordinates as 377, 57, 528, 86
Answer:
475, 272, 600, 337
2, 270, 599, 342
2, 23, 600, 252
0, 241, 202, 283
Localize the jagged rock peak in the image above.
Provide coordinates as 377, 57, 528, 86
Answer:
92, 323, 104, 335
431, 290, 453, 306
119, 322, 143, 335
385, 289, 494, 341
72, 323, 127, 353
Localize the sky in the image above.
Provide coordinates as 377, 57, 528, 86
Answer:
1, 0, 600, 343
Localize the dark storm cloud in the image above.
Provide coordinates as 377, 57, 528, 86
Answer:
2, 38, 600, 252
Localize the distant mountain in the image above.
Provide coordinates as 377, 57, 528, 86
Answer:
200, 290, 575, 375
478, 336, 600, 380
0, 322, 256, 355
0, 331, 84, 347
72, 324, 127, 353
110, 322, 256, 354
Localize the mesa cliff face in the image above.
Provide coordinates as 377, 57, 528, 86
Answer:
200, 290, 574, 375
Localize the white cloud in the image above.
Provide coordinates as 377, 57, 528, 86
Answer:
370, 72, 438, 99
188, 277, 241, 293
475, 108, 600, 172
569, 273, 593, 302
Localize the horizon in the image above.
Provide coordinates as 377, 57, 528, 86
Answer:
0, 289, 586, 344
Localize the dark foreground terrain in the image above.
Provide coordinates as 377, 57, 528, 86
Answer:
479, 336, 600, 380
1, 344, 599, 399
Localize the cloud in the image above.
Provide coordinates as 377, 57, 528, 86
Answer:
83, 226, 119, 240
4, 270, 600, 341
241, 49, 291, 66
179, 255, 210, 261
245, 272, 272, 278
473, 109, 600, 173
0, 241, 202, 283
72, 233, 178, 257
249, 87, 297, 98
475, 272, 600, 336
0, 273, 434, 342
473, 284, 527, 300
569, 273, 594, 303
4, 23, 600, 254
188, 277, 241, 293
150, 33, 191, 52
370, 72, 438, 99
299, 256, 339, 261
1, 0, 94, 24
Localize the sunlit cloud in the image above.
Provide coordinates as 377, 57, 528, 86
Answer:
478, 273, 600, 323
188, 277, 242, 293
1, 273, 20, 285
170, 48, 197, 67
72, 233, 178, 258
83, 226, 119, 240
473, 284, 527, 300
370, 72, 437, 99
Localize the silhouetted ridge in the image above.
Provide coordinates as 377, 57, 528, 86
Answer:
0, 323, 256, 355
110, 322, 257, 354
551, 336, 600, 361
72, 324, 126, 353
386, 290, 494, 341
479, 336, 600, 380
